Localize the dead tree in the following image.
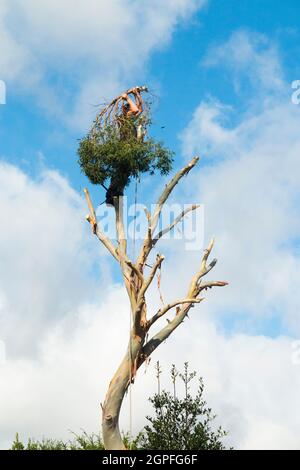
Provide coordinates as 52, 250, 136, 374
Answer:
84, 156, 228, 450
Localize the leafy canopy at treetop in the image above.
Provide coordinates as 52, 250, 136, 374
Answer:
78, 119, 174, 189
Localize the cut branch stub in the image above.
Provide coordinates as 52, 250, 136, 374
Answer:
84, 188, 119, 262
84, 188, 97, 234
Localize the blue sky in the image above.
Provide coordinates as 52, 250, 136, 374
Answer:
1, 0, 300, 186
1, 0, 300, 450
1, 0, 299, 332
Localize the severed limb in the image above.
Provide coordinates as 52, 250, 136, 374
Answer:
84, 188, 97, 234
198, 281, 229, 292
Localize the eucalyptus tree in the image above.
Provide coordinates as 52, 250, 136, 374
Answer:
79, 88, 227, 450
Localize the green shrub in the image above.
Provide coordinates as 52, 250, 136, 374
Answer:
11, 366, 229, 451
11, 431, 139, 451
136, 364, 228, 450
11, 431, 105, 451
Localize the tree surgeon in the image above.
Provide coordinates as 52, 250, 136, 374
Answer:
79, 86, 228, 450
105, 87, 147, 206
121, 87, 147, 141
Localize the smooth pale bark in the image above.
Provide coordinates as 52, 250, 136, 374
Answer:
84, 157, 228, 450
102, 353, 129, 450
102, 335, 143, 450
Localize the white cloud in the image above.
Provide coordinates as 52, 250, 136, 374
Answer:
1, 294, 299, 449
0, 0, 206, 128
181, 101, 236, 157
1, 28, 300, 450
0, 161, 112, 357
180, 101, 300, 332
203, 30, 285, 94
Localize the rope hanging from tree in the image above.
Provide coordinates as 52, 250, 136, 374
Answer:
128, 175, 139, 448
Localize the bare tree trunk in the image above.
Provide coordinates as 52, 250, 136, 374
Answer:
84, 157, 228, 450
102, 352, 129, 450
102, 334, 143, 450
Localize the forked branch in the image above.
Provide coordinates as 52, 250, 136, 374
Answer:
137, 156, 200, 268
151, 156, 200, 234
83, 150, 228, 451
138, 238, 228, 367
135, 254, 165, 311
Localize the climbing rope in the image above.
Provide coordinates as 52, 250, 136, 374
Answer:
128, 176, 139, 448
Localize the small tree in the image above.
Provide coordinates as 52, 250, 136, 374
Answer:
80, 87, 228, 450
137, 363, 227, 450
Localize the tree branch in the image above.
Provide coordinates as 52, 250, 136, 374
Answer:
189, 238, 217, 294
139, 303, 194, 365
84, 188, 119, 262
125, 260, 144, 284
198, 281, 229, 292
114, 197, 127, 257
151, 156, 200, 234
144, 207, 152, 246
137, 156, 200, 269
135, 255, 165, 311
147, 297, 203, 328
201, 237, 215, 272
152, 204, 200, 246
138, 238, 228, 368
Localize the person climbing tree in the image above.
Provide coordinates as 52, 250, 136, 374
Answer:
104, 87, 147, 206
78, 85, 172, 207
119, 87, 145, 142
78, 86, 228, 450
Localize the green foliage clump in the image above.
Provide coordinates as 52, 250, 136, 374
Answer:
78, 121, 174, 190
11, 431, 105, 451
136, 363, 228, 450
11, 431, 138, 451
